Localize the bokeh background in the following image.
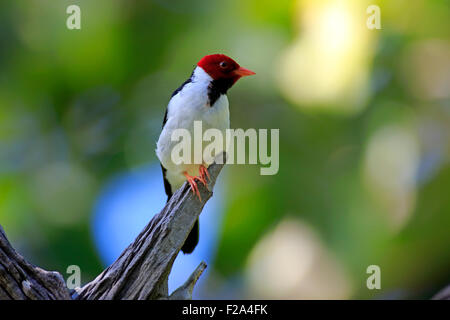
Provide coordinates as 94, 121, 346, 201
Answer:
0, 0, 449, 299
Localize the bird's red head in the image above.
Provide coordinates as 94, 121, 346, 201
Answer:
197, 54, 255, 82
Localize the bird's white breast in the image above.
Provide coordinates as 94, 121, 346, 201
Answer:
156, 67, 230, 190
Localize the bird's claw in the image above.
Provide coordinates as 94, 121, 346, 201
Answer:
183, 165, 210, 201
199, 165, 210, 191
183, 172, 202, 201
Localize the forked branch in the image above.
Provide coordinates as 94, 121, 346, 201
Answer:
0, 154, 226, 300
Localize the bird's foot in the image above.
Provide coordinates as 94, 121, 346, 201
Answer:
199, 165, 210, 190
183, 172, 202, 201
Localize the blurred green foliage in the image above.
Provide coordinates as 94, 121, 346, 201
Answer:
0, 0, 449, 299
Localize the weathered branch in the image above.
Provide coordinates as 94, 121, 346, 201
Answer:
0, 225, 71, 300
167, 261, 207, 300
2, 151, 449, 301
432, 285, 450, 300
0, 154, 225, 300
76, 155, 225, 300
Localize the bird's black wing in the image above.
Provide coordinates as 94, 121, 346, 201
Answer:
171, 73, 193, 98
161, 70, 199, 253
160, 108, 173, 200
160, 163, 173, 200
162, 108, 168, 128
161, 73, 194, 201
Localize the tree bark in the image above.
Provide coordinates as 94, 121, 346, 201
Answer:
432, 285, 450, 300
1, 152, 449, 300
0, 226, 71, 300
0, 154, 225, 300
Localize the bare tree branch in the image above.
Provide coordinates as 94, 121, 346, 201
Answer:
74, 154, 226, 300
0, 225, 71, 300
0, 154, 225, 300
1, 152, 449, 301
432, 285, 450, 300
166, 261, 207, 300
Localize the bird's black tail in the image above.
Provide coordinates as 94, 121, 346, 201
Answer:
181, 219, 199, 254
162, 163, 199, 254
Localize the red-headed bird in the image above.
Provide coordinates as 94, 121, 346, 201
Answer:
156, 54, 255, 254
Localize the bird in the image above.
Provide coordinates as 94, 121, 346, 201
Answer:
156, 54, 255, 254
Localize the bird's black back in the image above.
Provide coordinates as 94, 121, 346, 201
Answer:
159, 69, 203, 254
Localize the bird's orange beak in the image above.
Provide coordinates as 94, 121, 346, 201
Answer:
234, 67, 256, 77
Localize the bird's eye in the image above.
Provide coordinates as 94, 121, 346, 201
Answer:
219, 61, 228, 68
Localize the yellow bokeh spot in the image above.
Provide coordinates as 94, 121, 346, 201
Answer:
277, 0, 376, 113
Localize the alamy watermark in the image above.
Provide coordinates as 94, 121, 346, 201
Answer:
171, 121, 279, 175
66, 5, 81, 30
367, 5, 381, 30
366, 265, 381, 290
66, 265, 81, 290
